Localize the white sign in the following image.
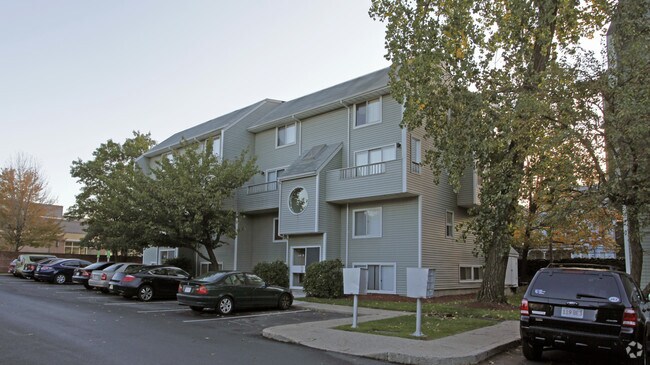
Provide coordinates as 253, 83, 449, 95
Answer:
343, 268, 368, 295
407, 268, 436, 299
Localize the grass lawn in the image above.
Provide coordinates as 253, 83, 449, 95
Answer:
301, 292, 522, 340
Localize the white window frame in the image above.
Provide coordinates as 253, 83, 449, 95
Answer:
276, 123, 297, 148
273, 218, 286, 242
266, 166, 288, 191
159, 248, 177, 264
211, 136, 222, 159
410, 137, 421, 174
459, 265, 483, 283
446, 210, 454, 238
352, 207, 382, 239
352, 262, 396, 294
353, 97, 382, 129
64, 240, 87, 255
354, 144, 397, 166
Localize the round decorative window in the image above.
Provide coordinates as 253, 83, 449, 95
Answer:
288, 187, 308, 214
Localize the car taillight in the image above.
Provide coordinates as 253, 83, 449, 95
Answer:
101, 273, 107, 280
178, 284, 183, 293
520, 299, 530, 316
623, 308, 638, 327
196, 285, 208, 295
83, 271, 90, 277
123, 275, 136, 283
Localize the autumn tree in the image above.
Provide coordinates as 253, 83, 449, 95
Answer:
371, 0, 611, 302
67, 131, 157, 256
137, 140, 258, 269
0, 154, 62, 251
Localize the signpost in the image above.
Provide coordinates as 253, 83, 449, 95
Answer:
407, 268, 436, 337
343, 268, 368, 328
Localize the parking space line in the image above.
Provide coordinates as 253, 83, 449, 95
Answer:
137, 308, 190, 313
183, 309, 310, 323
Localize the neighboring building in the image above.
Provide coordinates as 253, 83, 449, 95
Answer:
139, 68, 483, 295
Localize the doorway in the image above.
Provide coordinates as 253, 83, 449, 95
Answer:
290, 246, 321, 288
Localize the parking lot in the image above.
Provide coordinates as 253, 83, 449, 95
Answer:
0, 275, 386, 365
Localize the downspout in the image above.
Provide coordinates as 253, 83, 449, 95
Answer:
340, 101, 351, 166
345, 204, 350, 267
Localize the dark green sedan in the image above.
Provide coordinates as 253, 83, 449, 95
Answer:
176, 271, 293, 314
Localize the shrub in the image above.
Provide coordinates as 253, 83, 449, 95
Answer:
163, 257, 192, 273
303, 259, 343, 298
253, 260, 289, 287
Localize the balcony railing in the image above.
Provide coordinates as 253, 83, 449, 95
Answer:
246, 181, 278, 195
338, 162, 386, 180
410, 161, 421, 174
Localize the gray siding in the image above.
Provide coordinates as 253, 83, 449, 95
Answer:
457, 166, 479, 208
223, 101, 281, 160
319, 157, 343, 261
301, 108, 349, 158
245, 213, 287, 269
252, 124, 301, 185
326, 159, 405, 203
279, 177, 318, 234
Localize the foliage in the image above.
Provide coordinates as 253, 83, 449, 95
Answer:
138, 139, 258, 269
253, 260, 289, 288
370, 0, 613, 302
163, 257, 193, 273
67, 131, 157, 256
0, 154, 63, 251
303, 259, 344, 298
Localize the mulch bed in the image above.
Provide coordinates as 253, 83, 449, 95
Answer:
349, 293, 517, 310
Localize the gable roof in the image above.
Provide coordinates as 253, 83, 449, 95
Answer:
248, 67, 391, 132
280, 143, 343, 180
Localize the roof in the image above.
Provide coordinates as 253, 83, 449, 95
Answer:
143, 99, 281, 157
280, 143, 343, 180
248, 67, 391, 132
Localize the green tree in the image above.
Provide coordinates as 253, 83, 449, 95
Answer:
0, 154, 62, 251
67, 131, 157, 256
371, 0, 610, 302
140, 140, 258, 269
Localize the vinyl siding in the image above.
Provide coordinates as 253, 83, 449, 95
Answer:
279, 177, 317, 234
319, 157, 343, 261
245, 213, 288, 268
252, 124, 301, 186
300, 108, 349, 157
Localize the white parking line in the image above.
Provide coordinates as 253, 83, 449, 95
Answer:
183, 309, 310, 323
137, 308, 190, 313
103, 301, 150, 306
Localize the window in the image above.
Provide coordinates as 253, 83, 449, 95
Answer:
446, 211, 454, 238
354, 145, 396, 176
411, 137, 421, 173
353, 263, 396, 293
246, 274, 265, 286
459, 265, 483, 282
64, 241, 87, 254
211, 136, 221, 159
355, 98, 381, 127
266, 168, 285, 190
276, 123, 296, 147
353, 207, 382, 238
288, 187, 308, 214
273, 218, 284, 242
159, 249, 176, 263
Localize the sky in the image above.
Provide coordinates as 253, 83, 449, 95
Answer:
0, 1, 390, 211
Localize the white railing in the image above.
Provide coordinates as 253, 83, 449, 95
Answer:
338, 162, 386, 180
246, 181, 278, 195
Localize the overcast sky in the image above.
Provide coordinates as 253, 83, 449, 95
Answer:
0, 0, 390, 211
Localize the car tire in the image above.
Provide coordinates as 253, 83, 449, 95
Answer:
34, 278, 41, 282
137, 285, 154, 302
217, 296, 234, 315
84, 283, 92, 290
100, 288, 110, 294
54, 274, 67, 285
522, 338, 543, 361
278, 294, 292, 310
190, 306, 204, 312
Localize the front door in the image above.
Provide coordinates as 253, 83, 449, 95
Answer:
290, 247, 321, 289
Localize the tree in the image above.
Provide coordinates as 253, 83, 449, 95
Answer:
67, 131, 157, 256
371, 0, 610, 302
139, 140, 258, 269
0, 154, 62, 251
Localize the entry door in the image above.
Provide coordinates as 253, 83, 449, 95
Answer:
290, 247, 321, 288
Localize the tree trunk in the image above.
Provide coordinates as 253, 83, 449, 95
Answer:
520, 244, 530, 281
477, 241, 510, 303
628, 208, 643, 284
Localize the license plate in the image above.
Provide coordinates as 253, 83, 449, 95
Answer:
560, 307, 584, 319
183, 286, 192, 293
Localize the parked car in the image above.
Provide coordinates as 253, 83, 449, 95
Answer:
520, 264, 650, 364
112, 265, 190, 301
72, 262, 114, 289
89, 263, 141, 293
177, 271, 293, 314
34, 258, 92, 284
108, 264, 144, 294
23, 258, 60, 280
14, 254, 57, 278
8, 259, 17, 275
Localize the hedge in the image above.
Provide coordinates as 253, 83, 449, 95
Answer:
253, 260, 289, 288
303, 259, 343, 298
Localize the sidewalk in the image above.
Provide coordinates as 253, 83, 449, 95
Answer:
263, 300, 521, 365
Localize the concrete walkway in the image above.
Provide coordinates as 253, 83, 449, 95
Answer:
263, 300, 521, 365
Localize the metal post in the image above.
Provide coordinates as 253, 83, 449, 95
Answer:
412, 298, 423, 337
352, 294, 359, 328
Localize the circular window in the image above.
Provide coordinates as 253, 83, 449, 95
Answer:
288, 187, 308, 214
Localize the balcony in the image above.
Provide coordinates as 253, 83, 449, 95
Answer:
237, 181, 279, 213
326, 159, 407, 203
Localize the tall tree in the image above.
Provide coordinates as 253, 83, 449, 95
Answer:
139, 140, 258, 269
67, 131, 157, 256
371, 0, 610, 302
0, 154, 62, 251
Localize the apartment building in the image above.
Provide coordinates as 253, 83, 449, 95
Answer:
139, 68, 483, 295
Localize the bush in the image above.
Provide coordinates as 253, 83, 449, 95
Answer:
163, 257, 192, 273
303, 259, 343, 298
253, 260, 289, 288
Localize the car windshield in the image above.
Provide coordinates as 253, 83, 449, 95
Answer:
194, 271, 229, 283
531, 271, 621, 300
123, 265, 144, 274
84, 262, 110, 270
103, 263, 124, 272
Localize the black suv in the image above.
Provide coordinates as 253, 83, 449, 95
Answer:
520, 264, 650, 364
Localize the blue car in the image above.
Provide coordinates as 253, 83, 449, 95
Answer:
34, 258, 92, 284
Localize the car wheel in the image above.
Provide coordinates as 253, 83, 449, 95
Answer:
137, 285, 154, 302
100, 288, 109, 293
34, 278, 41, 282
190, 306, 204, 312
521, 338, 542, 361
278, 294, 292, 310
84, 283, 92, 290
217, 296, 234, 315
54, 274, 67, 285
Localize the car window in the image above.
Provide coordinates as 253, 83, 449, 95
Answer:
226, 274, 246, 286
150, 268, 168, 275
123, 265, 144, 274
621, 275, 644, 303
62, 260, 78, 267
170, 269, 189, 277
195, 272, 228, 283
531, 271, 621, 300
103, 263, 124, 272
246, 274, 265, 287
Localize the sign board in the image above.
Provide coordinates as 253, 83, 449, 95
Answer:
407, 268, 436, 298
343, 268, 368, 295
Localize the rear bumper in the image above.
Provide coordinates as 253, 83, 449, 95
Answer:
34, 272, 54, 282
177, 294, 218, 308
